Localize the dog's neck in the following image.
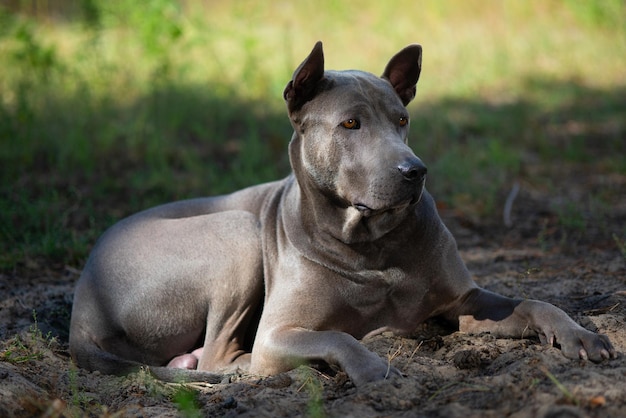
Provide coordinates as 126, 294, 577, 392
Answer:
279, 175, 438, 284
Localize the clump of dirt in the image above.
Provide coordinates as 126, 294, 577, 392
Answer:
1, 172, 625, 417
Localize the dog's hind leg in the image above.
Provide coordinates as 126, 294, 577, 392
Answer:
69, 209, 264, 377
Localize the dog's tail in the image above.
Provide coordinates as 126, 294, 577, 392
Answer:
149, 366, 228, 384
69, 331, 228, 384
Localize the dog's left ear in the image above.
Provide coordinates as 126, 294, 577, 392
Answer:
284, 41, 325, 113
382, 44, 422, 106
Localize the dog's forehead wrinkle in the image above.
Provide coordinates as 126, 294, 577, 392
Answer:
328, 70, 395, 96
338, 103, 372, 119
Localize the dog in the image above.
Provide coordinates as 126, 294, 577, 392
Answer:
69, 42, 616, 386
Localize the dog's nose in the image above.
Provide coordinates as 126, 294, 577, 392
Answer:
397, 159, 427, 182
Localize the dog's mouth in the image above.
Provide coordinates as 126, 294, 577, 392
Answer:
353, 194, 421, 218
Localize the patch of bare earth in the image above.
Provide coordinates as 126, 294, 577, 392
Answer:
1, 169, 625, 417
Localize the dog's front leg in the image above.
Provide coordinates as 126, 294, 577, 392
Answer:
452, 288, 616, 361
252, 327, 402, 386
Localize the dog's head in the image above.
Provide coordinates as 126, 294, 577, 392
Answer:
284, 42, 427, 243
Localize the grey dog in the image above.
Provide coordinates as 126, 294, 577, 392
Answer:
69, 42, 616, 386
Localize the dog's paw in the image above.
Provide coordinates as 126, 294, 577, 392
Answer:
343, 351, 403, 387
549, 327, 617, 362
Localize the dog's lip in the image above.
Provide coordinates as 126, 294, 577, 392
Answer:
354, 203, 373, 213
353, 198, 416, 217
352, 186, 424, 217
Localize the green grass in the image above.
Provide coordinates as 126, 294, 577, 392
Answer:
0, 311, 57, 364
172, 386, 202, 418
1, 0, 625, 273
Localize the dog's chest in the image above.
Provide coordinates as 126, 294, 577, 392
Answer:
343, 267, 429, 326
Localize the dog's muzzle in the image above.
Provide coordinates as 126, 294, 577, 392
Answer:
350, 157, 427, 218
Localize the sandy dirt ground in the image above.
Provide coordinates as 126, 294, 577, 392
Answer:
1, 169, 625, 417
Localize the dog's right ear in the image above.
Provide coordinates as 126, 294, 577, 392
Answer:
284, 41, 325, 113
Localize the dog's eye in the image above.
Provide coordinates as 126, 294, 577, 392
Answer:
341, 119, 360, 130
399, 117, 409, 127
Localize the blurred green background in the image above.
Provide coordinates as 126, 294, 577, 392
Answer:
1, 0, 625, 273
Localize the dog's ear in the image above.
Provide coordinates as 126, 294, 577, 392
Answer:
284, 41, 325, 113
382, 44, 422, 106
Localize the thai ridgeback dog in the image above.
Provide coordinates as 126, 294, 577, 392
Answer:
69, 42, 616, 386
